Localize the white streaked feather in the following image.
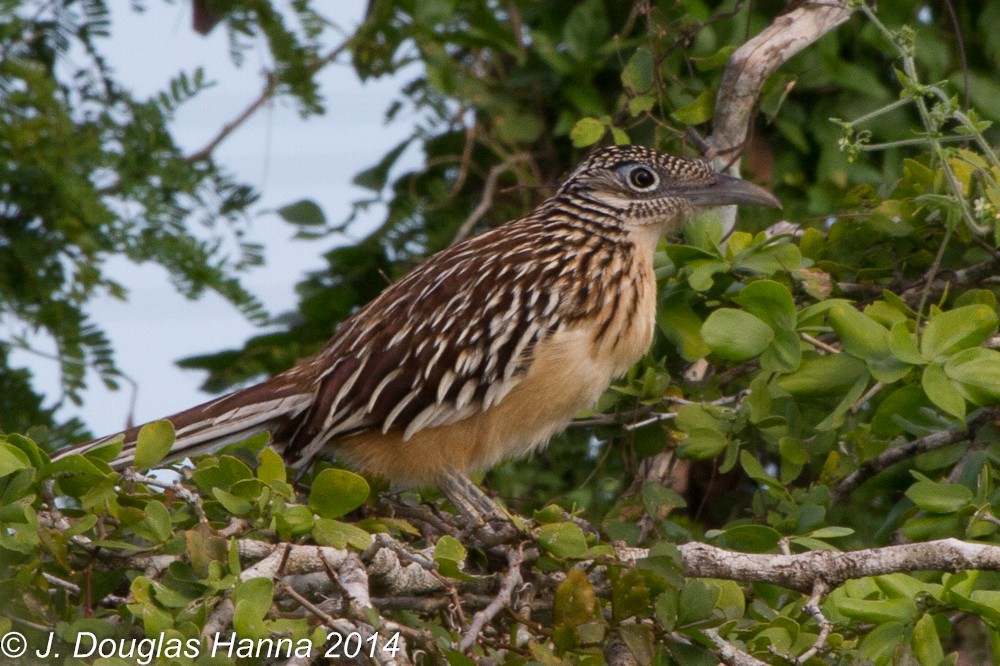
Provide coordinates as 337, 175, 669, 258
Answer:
331, 359, 367, 413
455, 379, 477, 410
436, 369, 456, 403
383, 389, 419, 433
366, 368, 403, 414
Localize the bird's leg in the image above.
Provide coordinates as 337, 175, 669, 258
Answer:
436, 468, 508, 525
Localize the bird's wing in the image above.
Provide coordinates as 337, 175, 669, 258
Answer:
282, 224, 570, 466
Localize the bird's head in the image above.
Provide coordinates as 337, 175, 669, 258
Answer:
557, 145, 780, 234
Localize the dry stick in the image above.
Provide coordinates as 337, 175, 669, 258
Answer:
451, 153, 530, 245
831, 409, 995, 505
670, 538, 1000, 594
185, 35, 353, 164
280, 581, 410, 666
458, 546, 524, 651
796, 580, 832, 664
710, 0, 855, 154
120, 468, 207, 521
605, 633, 640, 666
708, 0, 855, 231
704, 627, 769, 666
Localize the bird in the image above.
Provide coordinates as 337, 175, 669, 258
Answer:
55, 145, 780, 520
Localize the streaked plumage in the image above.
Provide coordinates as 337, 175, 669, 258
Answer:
56, 146, 779, 488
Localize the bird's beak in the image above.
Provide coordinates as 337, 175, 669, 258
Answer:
676, 173, 782, 209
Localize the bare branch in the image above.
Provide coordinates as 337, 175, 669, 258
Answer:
709, 1, 855, 232
796, 580, 832, 664
459, 546, 524, 651
710, 1, 855, 158
661, 539, 1000, 594
451, 153, 531, 245
185, 36, 353, 163
831, 408, 995, 505
704, 627, 769, 666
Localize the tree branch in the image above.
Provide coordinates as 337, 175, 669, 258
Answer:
710, 1, 855, 158
185, 35, 353, 164
831, 408, 996, 505
459, 546, 524, 651
654, 539, 1000, 594
709, 0, 855, 231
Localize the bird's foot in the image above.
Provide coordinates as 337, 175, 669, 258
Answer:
437, 469, 519, 543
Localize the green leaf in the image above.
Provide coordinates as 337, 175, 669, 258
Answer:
655, 590, 679, 632
618, 623, 655, 666
186, 523, 227, 578
628, 94, 656, 116
0, 442, 30, 477
671, 90, 716, 125
693, 45, 736, 71
134, 420, 176, 469
562, 0, 608, 60
276, 505, 315, 538
740, 449, 782, 489
308, 468, 370, 519
233, 578, 273, 638
570, 117, 606, 147
816, 372, 870, 431
943, 347, 1000, 404
890, 321, 924, 364
905, 478, 973, 513
142, 500, 173, 542
677, 579, 714, 626
828, 303, 890, 361
352, 139, 410, 191
275, 199, 325, 227
920, 304, 998, 362
256, 447, 286, 485
922, 364, 966, 420
835, 597, 918, 623
872, 385, 937, 438
212, 488, 253, 516
553, 568, 597, 647
434, 535, 475, 580
313, 518, 372, 550
808, 526, 855, 539
657, 296, 710, 361
641, 482, 687, 518
677, 427, 729, 460
537, 521, 589, 559
701, 309, 774, 360
778, 353, 868, 397
912, 613, 945, 666
711, 524, 782, 552
621, 47, 653, 92
735, 279, 798, 331
610, 126, 630, 145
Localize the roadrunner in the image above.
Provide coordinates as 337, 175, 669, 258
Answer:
58, 145, 779, 518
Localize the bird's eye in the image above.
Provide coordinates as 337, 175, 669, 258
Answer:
627, 166, 658, 191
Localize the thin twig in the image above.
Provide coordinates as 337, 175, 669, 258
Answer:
458, 546, 524, 651
796, 580, 832, 664
704, 627, 769, 666
120, 469, 207, 521
801, 332, 840, 355
451, 154, 530, 245
848, 381, 883, 414
831, 408, 995, 504
185, 35, 353, 163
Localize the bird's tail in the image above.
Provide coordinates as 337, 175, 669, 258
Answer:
53, 375, 314, 470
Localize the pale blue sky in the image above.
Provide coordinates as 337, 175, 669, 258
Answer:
12, 1, 420, 436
